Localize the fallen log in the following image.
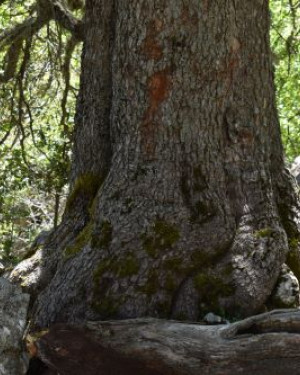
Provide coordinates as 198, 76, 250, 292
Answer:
32, 309, 300, 375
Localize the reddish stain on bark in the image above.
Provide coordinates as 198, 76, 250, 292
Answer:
238, 129, 254, 145
181, 6, 198, 26
181, 6, 190, 23
141, 19, 164, 61
203, 0, 209, 12
142, 37, 163, 60
147, 70, 171, 114
141, 69, 172, 157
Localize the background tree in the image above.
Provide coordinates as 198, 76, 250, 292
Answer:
270, 0, 300, 161
0, 0, 83, 261
0, 0, 299, 329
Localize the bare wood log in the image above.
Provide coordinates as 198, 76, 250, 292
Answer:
33, 309, 300, 375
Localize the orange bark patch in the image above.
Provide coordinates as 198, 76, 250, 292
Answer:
142, 37, 163, 60
141, 19, 164, 61
148, 70, 171, 113
141, 69, 172, 157
181, 6, 198, 26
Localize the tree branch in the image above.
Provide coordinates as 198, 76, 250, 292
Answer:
0, 15, 48, 49
61, 36, 78, 135
49, 0, 84, 40
0, 0, 83, 51
0, 40, 23, 82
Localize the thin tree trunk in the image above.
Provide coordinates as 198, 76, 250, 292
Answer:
11, 0, 300, 329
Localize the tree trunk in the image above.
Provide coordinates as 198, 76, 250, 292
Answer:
32, 310, 300, 375
12, 0, 300, 328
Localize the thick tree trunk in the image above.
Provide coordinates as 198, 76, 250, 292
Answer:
32, 310, 300, 375
11, 0, 300, 328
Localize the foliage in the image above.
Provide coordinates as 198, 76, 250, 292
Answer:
0, 0, 82, 260
270, 0, 300, 162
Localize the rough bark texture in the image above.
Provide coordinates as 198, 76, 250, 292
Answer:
32, 310, 300, 375
0, 278, 30, 375
11, 0, 300, 328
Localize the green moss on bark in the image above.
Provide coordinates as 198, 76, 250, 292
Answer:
92, 220, 113, 249
93, 260, 110, 282
286, 251, 300, 280
66, 173, 103, 212
93, 254, 139, 280
194, 272, 235, 315
91, 297, 119, 317
163, 257, 182, 271
141, 219, 180, 257
254, 228, 273, 238
289, 238, 299, 250
117, 255, 139, 277
64, 223, 93, 259
138, 269, 160, 295
92, 260, 120, 317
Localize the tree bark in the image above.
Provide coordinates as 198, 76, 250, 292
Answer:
32, 310, 300, 375
11, 0, 300, 329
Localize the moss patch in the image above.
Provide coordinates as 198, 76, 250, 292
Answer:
287, 250, 300, 280
190, 250, 212, 268
92, 256, 138, 317
154, 220, 180, 245
117, 255, 139, 278
289, 238, 299, 250
92, 220, 113, 249
91, 297, 119, 317
194, 272, 235, 314
64, 223, 93, 259
93, 254, 139, 280
93, 260, 110, 283
141, 234, 157, 257
254, 228, 273, 238
163, 257, 182, 271
162, 246, 229, 277
92, 262, 119, 317
138, 269, 160, 295
141, 219, 180, 258
66, 173, 103, 212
